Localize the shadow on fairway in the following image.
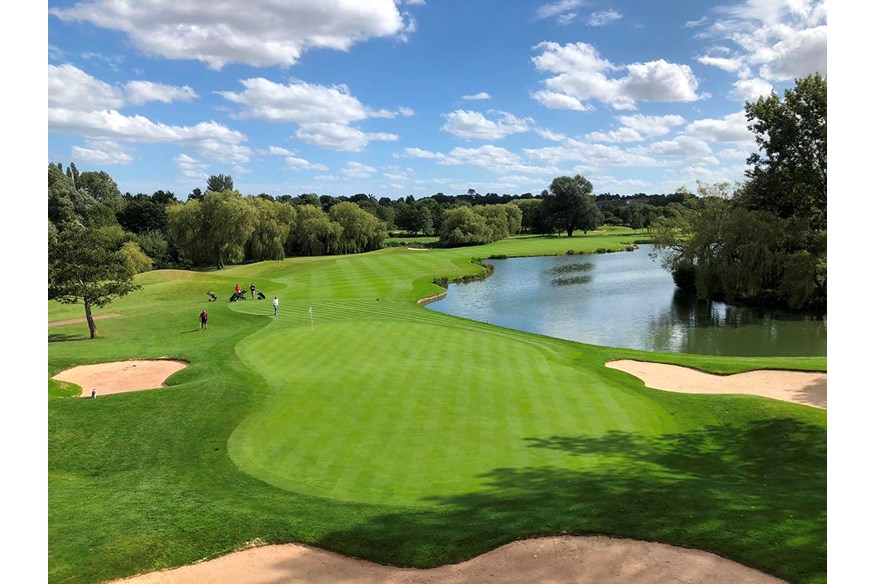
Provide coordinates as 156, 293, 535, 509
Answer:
49, 332, 90, 343
314, 418, 825, 584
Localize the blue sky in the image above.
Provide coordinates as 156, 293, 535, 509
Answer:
47, 0, 827, 199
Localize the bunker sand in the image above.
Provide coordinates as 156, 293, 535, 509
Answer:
52, 359, 189, 397
606, 359, 826, 409
48, 313, 121, 327
112, 535, 786, 584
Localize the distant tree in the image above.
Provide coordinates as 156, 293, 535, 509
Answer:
200, 190, 257, 268
438, 206, 492, 247
206, 174, 234, 193
79, 170, 124, 213
329, 202, 387, 253
245, 197, 293, 262
188, 187, 204, 201
49, 225, 141, 338
65, 162, 81, 190
512, 199, 543, 233
540, 175, 599, 236
119, 241, 154, 275
289, 205, 343, 256
151, 190, 177, 204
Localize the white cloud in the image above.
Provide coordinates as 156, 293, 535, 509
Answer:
696, 55, 744, 73
441, 109, 533, 140
295, 123, 397, 152
585, 127, 644, 143
124, 81, 198, 105
754, 25, 827, 80
49, 108, 251, 164
532, 42, 702, 110
50, 0, 412, 69
616, 114, 686, 137
175, 153, 209, 180
262, 147, 329, 171
531, 90, 594, 111
535, 0, 586, 20
397, 147, 443, 159
587, 9, 622, 26
524, 139, 661, 168
48, 64, 125, 110
644, 136, 717, 164
730, 78, 774, 102
342, 161, 377, 177
71, 139, 134, 165
685, 111, 752, 143
461, 92, 491, 100
439, 145, 556, 175
697, 1, 826, 85
219, 78, 375, 124
219, 78, 403, 152
556, 13, 578, 25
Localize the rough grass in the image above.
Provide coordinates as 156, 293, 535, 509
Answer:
48, 229, 825, 584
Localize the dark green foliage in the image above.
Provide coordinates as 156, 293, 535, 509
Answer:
437, 206, 494, 247
328, 202, 387, 254
48, 225, 141, 338
652, 75, 827, 311
540, 175, 599, 236
206, 174, 234, 193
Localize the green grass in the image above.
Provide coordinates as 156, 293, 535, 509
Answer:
49, 228, 825, 584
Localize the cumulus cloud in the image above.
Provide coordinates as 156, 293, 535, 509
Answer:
396, 147, 443, 159
643, 136, 717, 164
175, 153, 210, 180
441, 110, 533, 140
49, 64, 125, 110
685, 111, 752, 144
262, 146, 329, 171
342, 161, 377, 177
295, 123, 397, 152
730, 78, 774, 102
524, 139, 660, 168
124, 81, 198, 105
531, 42, 702, 110
71, 139, 134, 165
615, 114, 686, 137
587, 9, 622, 26
461, 92, 491, 100
696, 1, 826, 83
49, 108, 251, 164
585, 127, 644, 143
696, 55, 744, 73
219, 78, 404, 152
49, 0, 412, 69
531, 90, 593, 111
439, 145, 555, 175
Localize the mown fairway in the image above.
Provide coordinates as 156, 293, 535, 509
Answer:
49, 230, 826, 584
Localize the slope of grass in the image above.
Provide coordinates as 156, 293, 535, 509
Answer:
48, 229, 826, 584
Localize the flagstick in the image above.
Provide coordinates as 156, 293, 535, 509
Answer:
309, 306, 313, 331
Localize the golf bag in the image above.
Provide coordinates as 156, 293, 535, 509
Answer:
257, 291, 266, 300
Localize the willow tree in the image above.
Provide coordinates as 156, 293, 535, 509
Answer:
200, 190, 257, 268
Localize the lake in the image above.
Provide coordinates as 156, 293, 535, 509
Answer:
426, 245, 826, 357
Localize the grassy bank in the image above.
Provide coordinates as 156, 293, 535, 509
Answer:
49, 229, 825, 584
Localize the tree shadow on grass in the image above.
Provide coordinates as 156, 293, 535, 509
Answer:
315, 418, 825, 584
49, 332, 89, 343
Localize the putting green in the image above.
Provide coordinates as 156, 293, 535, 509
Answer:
230, 310, 673, 504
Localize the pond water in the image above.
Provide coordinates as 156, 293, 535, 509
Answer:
426, 245, 826, 357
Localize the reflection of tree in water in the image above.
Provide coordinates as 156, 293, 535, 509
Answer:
646, 289, 827, 355
546, 262, 593, 286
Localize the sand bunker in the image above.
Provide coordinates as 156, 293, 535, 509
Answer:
52, 359, 189, 397
112, 535, 785, 584
606, 360, 826, 409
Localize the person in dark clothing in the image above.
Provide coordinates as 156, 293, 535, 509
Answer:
250, 283, 256, 298
200, 309, 209, 330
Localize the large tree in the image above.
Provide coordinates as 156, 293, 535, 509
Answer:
206, 174, 234, 193
49, 225, 141, 338
738, 73, 827, 231
540, 175, 599, 236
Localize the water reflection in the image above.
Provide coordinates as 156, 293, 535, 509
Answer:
427, 246, 826, 357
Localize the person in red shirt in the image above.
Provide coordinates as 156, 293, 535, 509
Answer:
200, 309, 208, 330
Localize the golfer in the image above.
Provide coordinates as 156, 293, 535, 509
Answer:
273, 296, 279, 316
91, 388, 96, 399
200, 309, 209, 330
